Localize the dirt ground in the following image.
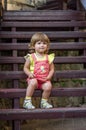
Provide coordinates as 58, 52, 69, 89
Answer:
21, 118, 86, 130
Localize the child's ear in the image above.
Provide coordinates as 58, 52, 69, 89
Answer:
28, 44, 30, 48
31, 46, 35, 49
28, 44, 34, 49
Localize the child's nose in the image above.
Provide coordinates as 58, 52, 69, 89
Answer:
41, 42, 44, 45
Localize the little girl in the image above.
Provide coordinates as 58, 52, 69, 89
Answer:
23, 32, 55, 109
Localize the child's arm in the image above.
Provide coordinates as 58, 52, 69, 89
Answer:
23, 58, 34, 78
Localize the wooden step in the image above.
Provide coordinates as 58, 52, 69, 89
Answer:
1, 31, 86, 39
1, 21, 86, 28
3, 10, 85, 21
0, 107, 86, 120
0, 56, 86, 64
0, 42, 86, 50
0, 88, 86, 98
0, 70, 86, 80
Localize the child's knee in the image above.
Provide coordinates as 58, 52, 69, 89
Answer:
29, 78, 38, 86
44, 82, 52, 91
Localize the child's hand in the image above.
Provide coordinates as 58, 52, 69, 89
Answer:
40, 76, 50, 82
45, 76, 51, 81
28, 73, 35, 79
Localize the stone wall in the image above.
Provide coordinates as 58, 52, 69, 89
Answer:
7, 0, 47, 10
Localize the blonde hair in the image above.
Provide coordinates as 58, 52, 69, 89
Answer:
28, 32, 50, 53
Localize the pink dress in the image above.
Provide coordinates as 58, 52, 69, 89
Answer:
27, 53, 50, 89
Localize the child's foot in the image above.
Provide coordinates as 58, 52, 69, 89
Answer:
40, 101, 53, 109
23, 99, 35, 109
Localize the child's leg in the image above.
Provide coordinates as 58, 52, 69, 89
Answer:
26, 78, 38, 97
41, 81, 53, 108
23, 78, 38, 109
42, 81, 52, 99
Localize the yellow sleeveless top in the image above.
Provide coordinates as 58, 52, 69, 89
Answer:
24, 53, 55, 73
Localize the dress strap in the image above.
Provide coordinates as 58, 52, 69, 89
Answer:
31, 53, 48, 61
31, 53, 37, 62
46, 54, 48, 61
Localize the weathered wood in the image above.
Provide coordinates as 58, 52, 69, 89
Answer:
0, 88, 86, 98
0, 42, 86, 50
3, 10, 85, 16
3, 10, 85, 21
1, 21, 86, 27
0, 107, 86, 120
0, 31, 86, 39
54, 70, 86, 79
0, 56, 86, 64
0, 70, 86, 80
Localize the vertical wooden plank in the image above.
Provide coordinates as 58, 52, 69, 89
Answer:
12, 28, 20, 108
11, 27, 21, 130
12, 120, 21, 130
83, 47, 86, 69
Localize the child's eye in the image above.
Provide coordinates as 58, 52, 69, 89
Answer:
37, 42, 41, 44
37, 41, 47, 45
43, 42, 47, 45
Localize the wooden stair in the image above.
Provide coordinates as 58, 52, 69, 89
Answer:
0, 9, 86, 130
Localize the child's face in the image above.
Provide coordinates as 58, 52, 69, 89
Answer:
34, 41, 48, 54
